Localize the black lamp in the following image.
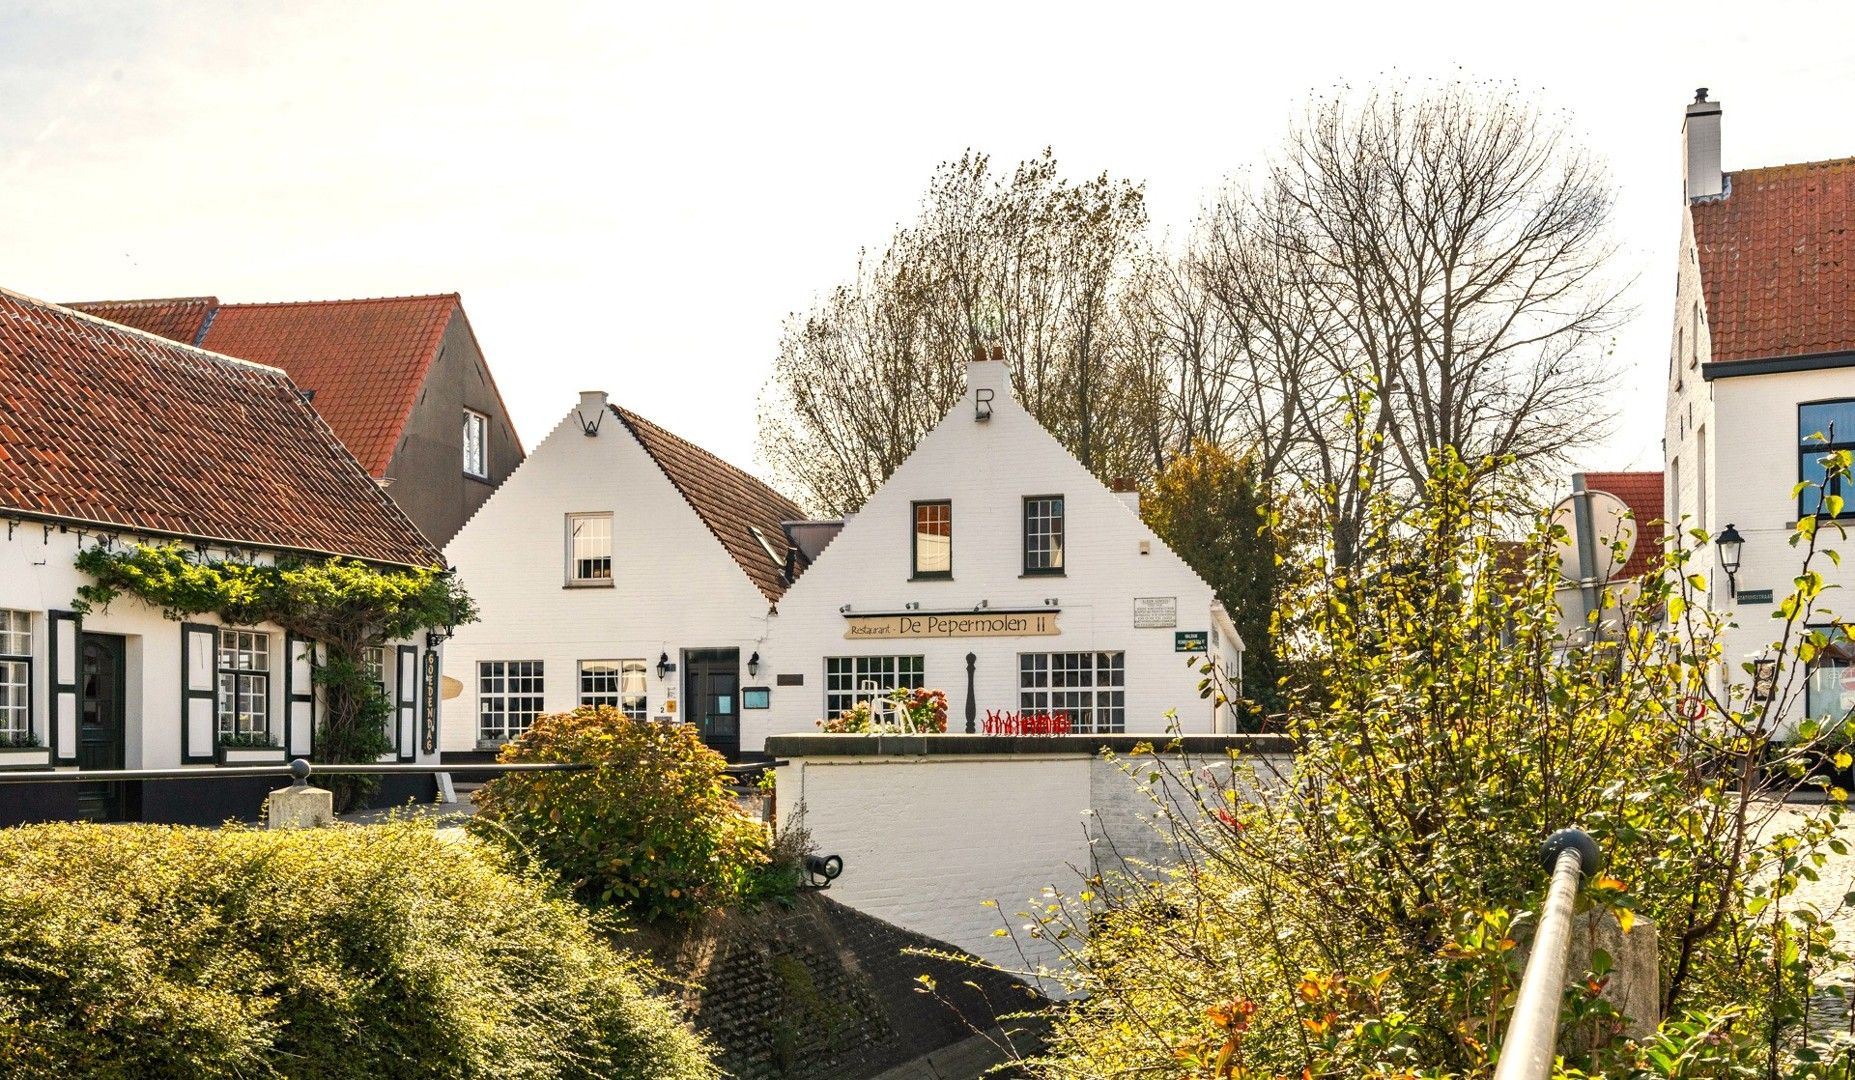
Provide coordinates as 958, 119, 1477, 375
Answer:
748, 651, 760, 677
1716, 523, 1745, 599
657, 651, 674, 680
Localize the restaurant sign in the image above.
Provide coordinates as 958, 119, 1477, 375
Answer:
844, 610, 1059, 640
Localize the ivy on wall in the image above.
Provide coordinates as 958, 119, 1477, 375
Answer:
73, 543, 477, 807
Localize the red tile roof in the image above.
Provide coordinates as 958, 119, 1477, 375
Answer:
614, 407, 804, 602
1691, 157, 1855, 362
193, 295, 461, 477
1581, 471, 1665, 580
0, 289, 440, 567
64, 297, 218, 346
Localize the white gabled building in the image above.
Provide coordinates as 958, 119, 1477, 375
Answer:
442, 393, 804, 761
1664, 90, 1855, 734
0, 288, 447, 825
750, 353, 1242, 749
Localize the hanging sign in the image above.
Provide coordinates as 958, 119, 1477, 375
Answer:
420, 650, 440, 754
1134, 597, 1178, 628
843, 611, 1059, 640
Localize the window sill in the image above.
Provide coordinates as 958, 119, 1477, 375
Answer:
563, 580, 615, 589
463, 471, 492, 484
1020, 569, 1066, 578
910, 573, 953, 582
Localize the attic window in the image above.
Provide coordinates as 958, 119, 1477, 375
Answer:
463, 410, 488, 479
750, 526, 782, 566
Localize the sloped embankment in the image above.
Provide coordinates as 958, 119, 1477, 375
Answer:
627, 891, 1047, 1079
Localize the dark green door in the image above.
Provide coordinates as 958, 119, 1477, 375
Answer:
76, 633, 128, 822
683, 649, 739, 760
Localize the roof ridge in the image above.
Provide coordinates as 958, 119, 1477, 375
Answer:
3, 287, 288, 377
213, 293, 461, 311
61, 295, 219, 308
1729, 155, 1855, 179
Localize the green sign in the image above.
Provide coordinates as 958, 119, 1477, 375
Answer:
1175, 630, 1208, 653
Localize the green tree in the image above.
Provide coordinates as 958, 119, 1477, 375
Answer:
999, 454, 1855, 1078
1142, 441, 1284, 720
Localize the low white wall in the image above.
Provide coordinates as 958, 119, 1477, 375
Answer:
770, 733, 1295, 989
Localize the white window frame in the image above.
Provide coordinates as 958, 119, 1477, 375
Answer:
463, 409, 489, 479
825, 656, 925, 718
0, 610, 31, 742
566, 512, 614, 586
579, 659, 648, 720
479, 660, 544, 745
1019, 651, 1125, 734
216, 629, 273, 742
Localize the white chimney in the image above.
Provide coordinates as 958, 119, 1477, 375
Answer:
1684, 88, 1723, 201
578, 389, 608, 413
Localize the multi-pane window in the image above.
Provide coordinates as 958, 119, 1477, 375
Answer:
825, 656, 925, 717
463, 409, 488, 478
1023, 496, 1065, 574
1019, 652, 1126, 734
1805, 628, 1855, 725
479, 660, 544, 743
362, 645, 387, 690
567, 513, 614, 584
1799, 401, 1855, 518
216, 629, 272, 740
913, 500, 952, 577
580, 660, 648, 719
0, 610, 29, 741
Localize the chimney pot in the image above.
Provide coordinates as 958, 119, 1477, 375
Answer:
1694, 87, 1708, 103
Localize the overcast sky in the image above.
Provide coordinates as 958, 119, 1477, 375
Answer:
3, 1, 1852, 493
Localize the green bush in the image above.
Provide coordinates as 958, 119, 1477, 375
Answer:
471, 707, 775, 920
0, 820, 718, 1079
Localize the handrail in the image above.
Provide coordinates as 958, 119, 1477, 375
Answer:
0, 759, 591, 784
1493, 828, 1603, 1080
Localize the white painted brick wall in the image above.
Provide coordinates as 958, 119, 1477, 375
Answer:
442, 402, 779, 752
753, 360, 1238, 749
0, 530, 432, 768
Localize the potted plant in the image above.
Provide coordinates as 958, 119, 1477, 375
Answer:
0, 730, 50, 770
218, 730, 287, 765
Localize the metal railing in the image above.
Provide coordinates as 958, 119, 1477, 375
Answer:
1493, 828, 1604, 1080
0, 759, 591, 784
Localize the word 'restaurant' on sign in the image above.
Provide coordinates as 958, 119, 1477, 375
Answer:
843, 611, 1060, 640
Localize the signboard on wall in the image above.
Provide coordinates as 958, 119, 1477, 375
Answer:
1134, 597, 1178, 628
1175, 630, 1208, 652
843, 610, 1059, 640
420, 650, 440, 754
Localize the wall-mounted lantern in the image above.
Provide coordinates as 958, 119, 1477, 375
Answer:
657, 651, 676, 681
1716, 523, 1744, 599
747, 651, 760, 677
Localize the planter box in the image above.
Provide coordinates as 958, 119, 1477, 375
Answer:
0, 745, 52, 771
218, 745, 288, 766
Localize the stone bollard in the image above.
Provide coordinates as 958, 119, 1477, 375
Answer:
1564, 909, 1660, 1051
267, 784, 333, 830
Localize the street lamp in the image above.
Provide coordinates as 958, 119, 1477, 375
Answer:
1716, 523, 1745, 599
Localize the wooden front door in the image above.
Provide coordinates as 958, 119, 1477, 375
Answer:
77, 633, 129, 822
683, 649, 740, 760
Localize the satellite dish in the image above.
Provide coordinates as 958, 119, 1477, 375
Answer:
1550, 490, 1637, 583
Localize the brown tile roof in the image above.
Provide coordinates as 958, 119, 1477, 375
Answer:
1581, 471, 1665, 580
1691, 157, 1855, 362
65, 297, 218, 346
0, 289, 441, 567
614, 406, 803, 602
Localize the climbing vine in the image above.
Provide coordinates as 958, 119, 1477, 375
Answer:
73, 543, 477, 808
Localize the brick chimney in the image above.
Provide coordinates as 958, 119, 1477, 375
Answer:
1684, 88, 1723, 201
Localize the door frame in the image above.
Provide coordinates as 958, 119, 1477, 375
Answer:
681, 648, 741, 760
76, 631, 133, 821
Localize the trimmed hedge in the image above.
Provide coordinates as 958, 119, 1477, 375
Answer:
0, 820, 718, 1079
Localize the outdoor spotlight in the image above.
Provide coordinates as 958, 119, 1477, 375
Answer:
747, 651, 760, 677
803, 853, 844, 886
1716, 523, 1745, 599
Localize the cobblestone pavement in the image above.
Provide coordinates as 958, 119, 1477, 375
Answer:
1758, 799, 1855, 1040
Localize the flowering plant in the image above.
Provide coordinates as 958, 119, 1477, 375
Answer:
816, 687, 949, 733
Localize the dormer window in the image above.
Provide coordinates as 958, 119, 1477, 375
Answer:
463, 409, 488, 479
1023, 495, 1065, 575
912, 501, 952, 579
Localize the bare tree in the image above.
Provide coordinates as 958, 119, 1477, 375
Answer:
1196, 82, 1626, 565
759, 150, 1152, 515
